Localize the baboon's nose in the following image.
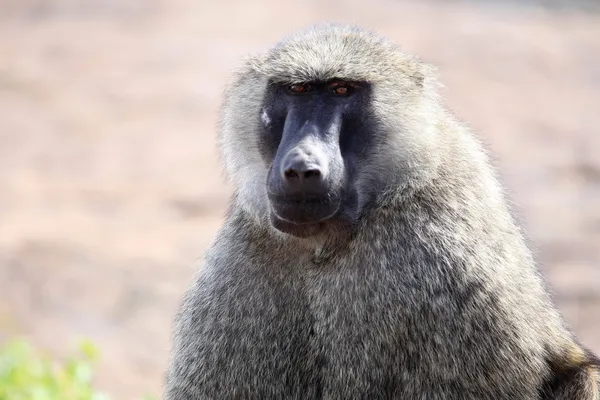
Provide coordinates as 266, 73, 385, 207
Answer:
280, 149, 328, 193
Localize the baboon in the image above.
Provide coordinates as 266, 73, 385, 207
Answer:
164, 24, 599, 399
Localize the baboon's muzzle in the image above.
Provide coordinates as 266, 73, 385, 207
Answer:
266, 108, 344, 228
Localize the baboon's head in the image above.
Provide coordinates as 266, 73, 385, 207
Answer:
220, 24, 443, 238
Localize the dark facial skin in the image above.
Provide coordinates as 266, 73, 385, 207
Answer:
259, 79, 376, 238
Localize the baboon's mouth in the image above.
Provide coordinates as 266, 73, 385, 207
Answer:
268, 194, 340, 228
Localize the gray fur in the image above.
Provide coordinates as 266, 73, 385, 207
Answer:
164, 24, 599, 399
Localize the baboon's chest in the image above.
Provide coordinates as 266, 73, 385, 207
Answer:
196, 249, 546, 398
298, 260, 544, 399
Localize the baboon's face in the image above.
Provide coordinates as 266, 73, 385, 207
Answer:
259, 79, 376, 238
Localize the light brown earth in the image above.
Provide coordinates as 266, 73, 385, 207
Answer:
0, 0, 598, 398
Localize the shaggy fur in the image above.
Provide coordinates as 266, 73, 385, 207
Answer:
164, 24, 599, 399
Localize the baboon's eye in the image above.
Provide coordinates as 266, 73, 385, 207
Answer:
329, 81, 352, 96
288, 83, 311, 93
334, 86, 349, 95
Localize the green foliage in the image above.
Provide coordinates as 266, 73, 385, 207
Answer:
0, 338, 106, 400
0, 338, 157, 400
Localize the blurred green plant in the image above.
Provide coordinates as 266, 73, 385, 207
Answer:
0, 338, 156, 400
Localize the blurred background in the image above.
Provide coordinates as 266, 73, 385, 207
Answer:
0, 0, 599, 398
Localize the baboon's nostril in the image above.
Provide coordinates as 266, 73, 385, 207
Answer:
303, 169, 321, 180
284, 168, 300, 180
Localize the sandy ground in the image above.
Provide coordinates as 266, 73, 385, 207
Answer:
0, 0, 599, 398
